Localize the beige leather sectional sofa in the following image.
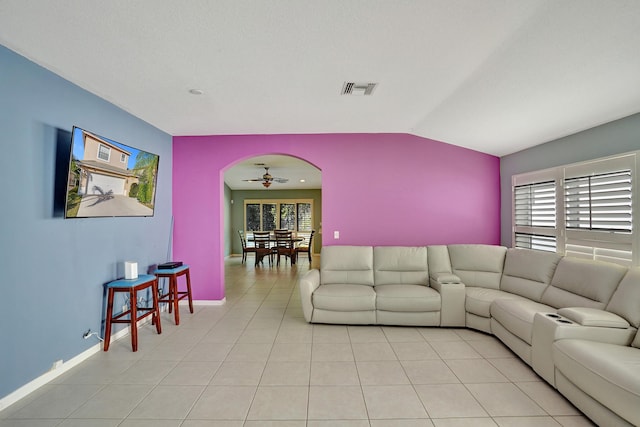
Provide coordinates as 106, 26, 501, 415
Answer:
298, 245, 640, 427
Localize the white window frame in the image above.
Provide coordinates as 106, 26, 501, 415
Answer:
120, 153, 127, 163
512, 152, 637, 266
97, 144, 111, 162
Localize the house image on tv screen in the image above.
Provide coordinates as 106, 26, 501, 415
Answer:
65, 128, 159, 218
78, 133, 139, 197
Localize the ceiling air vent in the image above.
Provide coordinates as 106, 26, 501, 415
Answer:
342, 82, 377, 96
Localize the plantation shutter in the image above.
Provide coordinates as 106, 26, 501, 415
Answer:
514, 181, 556, 227
564, 170, 632, 232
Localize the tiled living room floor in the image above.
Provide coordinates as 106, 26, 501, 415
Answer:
1, 256, 596, 427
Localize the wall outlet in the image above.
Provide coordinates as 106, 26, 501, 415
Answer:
334, 231, 340, 239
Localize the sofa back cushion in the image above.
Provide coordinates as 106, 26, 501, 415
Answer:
447, 244, 507, 289
427, 245, 453, 276
321, 246, 374, 286
500, 248, 562, 301
541, 257, 627, 309
374, 246, 428, 286
606, 267, 640, 328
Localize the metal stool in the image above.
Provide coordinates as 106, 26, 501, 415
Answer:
153, 265, 193, 325
103, 274, 161, 351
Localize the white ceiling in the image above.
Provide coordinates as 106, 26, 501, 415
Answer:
225, 155, 321, 190
1, 0, 640, 162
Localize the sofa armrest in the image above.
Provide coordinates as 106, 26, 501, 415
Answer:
430, 278, 465, 327
430, 272, 461, 284
298, 269, 320, 322
557, 307, 631, 328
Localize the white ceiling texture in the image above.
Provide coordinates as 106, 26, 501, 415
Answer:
1, 1, 640, 189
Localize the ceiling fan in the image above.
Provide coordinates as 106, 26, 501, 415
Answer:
243, 167, 289, 188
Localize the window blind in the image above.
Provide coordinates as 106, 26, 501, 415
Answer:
514, 181, 556, 228
515, 233, 557, 252
564, 170, 632, 232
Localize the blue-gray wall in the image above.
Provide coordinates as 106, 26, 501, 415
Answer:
500, 113, 640, 246
0, 45, 173, 399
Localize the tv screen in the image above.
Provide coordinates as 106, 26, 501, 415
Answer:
64, 126, 159, 218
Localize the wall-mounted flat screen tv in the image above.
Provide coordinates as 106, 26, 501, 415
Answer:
64, 126, 159, 218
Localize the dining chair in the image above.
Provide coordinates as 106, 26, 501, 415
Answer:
295, 229, 315, 263
273, 229, 296, 266
238, 230, 256, 264
253, 231, 273, 266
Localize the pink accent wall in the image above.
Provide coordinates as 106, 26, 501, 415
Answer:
172, 133, 500, 300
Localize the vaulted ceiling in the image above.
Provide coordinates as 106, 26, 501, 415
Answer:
1, 0, 639, 158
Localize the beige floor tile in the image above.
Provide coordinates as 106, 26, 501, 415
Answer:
182, 342, 234, 361
391, 341, 440, 360
247, 386, 308, 420
210, 361, 265, 386
312, 325, 350, 343
347, 326, 387, 342
430, 341, 483, 359
225, 342, 273, 362
260, 361, 310, 385
310, 361, 360, 385
127, 385, 204, 419
269, 342, 312, 361
351, 342, 397, 361
187, 385, 256, 420
68, 384, 152, 419
371, 420, 434, 427
356, 361, 410, 385
467, 338, 516, 358
494, 416, 562, 426
487, 357, 541, 382
419, 328, 463, 342
445, 359, 510, 383
401, 360, 460, 384
516, 382, 581, 416
312, 343, 354, 361
362, 385, 428, 419
7, 384, 102, 419
381, 326, 426, 342
160, 361, 221, 385
308, 386, 368, 420
466, 383, 547, 417
432, 418, 497, 427
414, 384, 488, 418
308, 421, 371, 427
58, 420, 122, 427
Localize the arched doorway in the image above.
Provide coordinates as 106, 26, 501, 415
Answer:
223, 154, 322, 271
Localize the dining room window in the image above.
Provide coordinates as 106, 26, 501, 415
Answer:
244, 199, 313, 233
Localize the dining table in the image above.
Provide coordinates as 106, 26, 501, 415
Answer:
247, 233, 304, 264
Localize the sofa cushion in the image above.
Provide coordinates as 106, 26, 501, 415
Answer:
465, 287, 527, 318
374, 246, 428, 286
633, 329, 640, 349
500, 248, 561, 301
447, 244, 506, 289
375, 284, 440, 312
541, 257, 627, 309
606, 267, 640, 328
313, 284, 376, 311
553, 339, 640, 427
321, 246, 374, 286
490, 298, 555, 345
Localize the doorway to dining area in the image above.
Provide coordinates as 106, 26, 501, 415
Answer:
224, 154, 322, 266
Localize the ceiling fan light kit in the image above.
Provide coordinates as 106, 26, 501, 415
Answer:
243, 167, 288, 189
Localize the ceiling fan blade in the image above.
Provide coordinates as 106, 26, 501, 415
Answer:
273, 178, 289, 183
243, 178, 263, 182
